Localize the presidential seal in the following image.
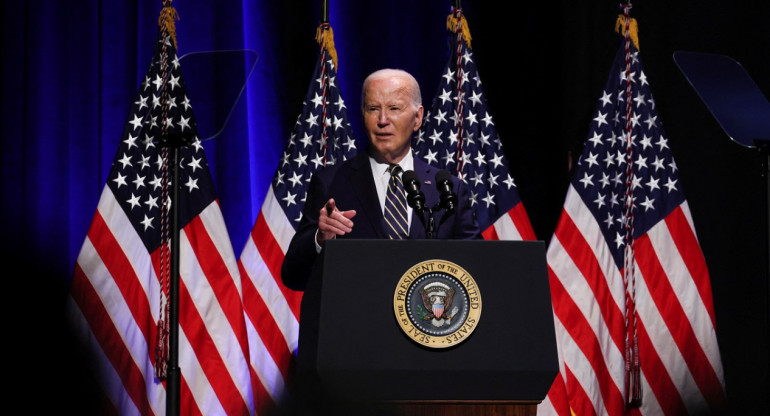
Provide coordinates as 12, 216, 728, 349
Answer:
393, 259, 481, 348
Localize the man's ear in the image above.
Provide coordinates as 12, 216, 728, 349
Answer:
413, 105, 425, 131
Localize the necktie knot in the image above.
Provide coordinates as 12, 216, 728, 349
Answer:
388, 164, 403, 177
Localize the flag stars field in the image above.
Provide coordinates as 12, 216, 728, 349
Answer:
414, 10, 535, 241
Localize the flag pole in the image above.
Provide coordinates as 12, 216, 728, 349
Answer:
157, 2, 183, 414
165, 142, 182, 416
760, 144, 770, 392
322, 0, 328, 24
755, 142, 770, 392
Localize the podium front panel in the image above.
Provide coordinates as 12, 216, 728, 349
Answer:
308, 239, 558, 401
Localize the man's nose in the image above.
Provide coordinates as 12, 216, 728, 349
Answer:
377, 109, 389, 125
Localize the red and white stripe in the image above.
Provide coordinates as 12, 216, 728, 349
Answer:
238, 186, 303, 414
481, 203, 537, 241
70, 185, 255, 415
537, 185, 725, 415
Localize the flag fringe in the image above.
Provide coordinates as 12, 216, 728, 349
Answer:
615, 15, 639, 51
315, 24, 338, 69
158, 5, 180, 49
446, 13, 472, 49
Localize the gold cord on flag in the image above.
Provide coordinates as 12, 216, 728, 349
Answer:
155, 0, 177, 381
615, 15, 639, 51
315, 23, 335, 165
449, 6, 468, 176
158, 2, 180, 50
315, 24, 338, 70
446, 12, 472, 49
619, 2, 642, 408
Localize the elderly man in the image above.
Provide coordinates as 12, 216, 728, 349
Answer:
281, 68, 480, 291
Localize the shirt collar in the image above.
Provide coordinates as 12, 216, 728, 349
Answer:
369, 150, 414, 177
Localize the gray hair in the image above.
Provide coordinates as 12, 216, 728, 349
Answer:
361, 68, 422, 109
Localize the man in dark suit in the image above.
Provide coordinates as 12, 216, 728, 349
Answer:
276, 68, 481, 415
281, 68, 481, 291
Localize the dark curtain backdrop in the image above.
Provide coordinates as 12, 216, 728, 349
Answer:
2, 0, 768, 414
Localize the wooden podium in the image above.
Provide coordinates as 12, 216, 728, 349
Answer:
391, 401, 538, 416
289, 239, 557, 416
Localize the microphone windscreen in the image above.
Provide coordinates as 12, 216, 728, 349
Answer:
402, 170, 424, 211
435, 170, 452, 186
403, 170, 420, 186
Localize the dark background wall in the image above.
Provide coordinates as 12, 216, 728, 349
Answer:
1, 0, 767, 413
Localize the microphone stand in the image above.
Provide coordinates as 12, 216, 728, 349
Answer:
424, 207, 436, 239
424, 203, 454, 239
404, 171, 455, 240
416, 194, 456, 240
410, 204, 436, 239
438, 207, 455, 227
434, 171, 458, 236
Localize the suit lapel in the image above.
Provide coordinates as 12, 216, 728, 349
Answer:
350, 153, 387, 239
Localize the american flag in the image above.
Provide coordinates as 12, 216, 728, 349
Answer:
413, 9, 535, 241
537, 17, 726, 416
236, 23, 357, 414
68, 8, 254, 415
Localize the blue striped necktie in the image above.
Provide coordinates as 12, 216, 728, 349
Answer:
384, 164, 409, 239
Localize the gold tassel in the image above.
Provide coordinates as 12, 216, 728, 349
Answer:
446, 13, 472, 49
158, 5, 180, 49
315, 24, 338, 69
615, 15, 639, 51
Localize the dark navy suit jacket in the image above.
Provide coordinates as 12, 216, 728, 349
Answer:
281, 151, 481, 291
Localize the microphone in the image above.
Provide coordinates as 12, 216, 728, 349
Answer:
435, 170, 457, 214
402, 170, 425, 211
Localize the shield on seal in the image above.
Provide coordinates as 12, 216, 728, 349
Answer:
432, 303, 444, 318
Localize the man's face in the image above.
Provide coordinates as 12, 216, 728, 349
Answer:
362, 76, 424, 164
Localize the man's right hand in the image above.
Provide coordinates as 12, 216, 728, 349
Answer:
317, 198, 356, 246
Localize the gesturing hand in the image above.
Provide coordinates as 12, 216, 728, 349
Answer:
317, 198, 356, 246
